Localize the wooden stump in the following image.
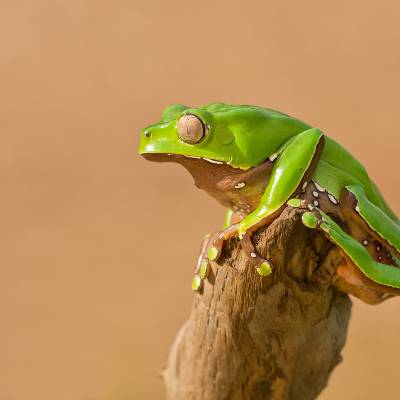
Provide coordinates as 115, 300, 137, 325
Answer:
163, 207, 352, 400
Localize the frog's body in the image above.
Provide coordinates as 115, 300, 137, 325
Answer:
139, 103, 399, 303
314, 136, 397, 220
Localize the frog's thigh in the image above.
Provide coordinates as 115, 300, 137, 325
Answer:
299, 209, 400, 301
317, 211, 400, 290
340, 185, 400, 259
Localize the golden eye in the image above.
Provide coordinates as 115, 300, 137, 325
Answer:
177, 114, 206, 144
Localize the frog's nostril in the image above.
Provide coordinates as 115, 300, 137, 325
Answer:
145, 131, 152, 138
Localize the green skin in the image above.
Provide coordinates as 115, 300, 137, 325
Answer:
139, 103, 399, 296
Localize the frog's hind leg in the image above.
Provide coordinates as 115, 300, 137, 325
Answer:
288, 182, 400, 301
300, 206, 400, 293
340, 185, 400, 262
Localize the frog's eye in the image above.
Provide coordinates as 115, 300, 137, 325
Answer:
177, 114, 206, 144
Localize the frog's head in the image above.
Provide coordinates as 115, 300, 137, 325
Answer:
138, 103, 308, 169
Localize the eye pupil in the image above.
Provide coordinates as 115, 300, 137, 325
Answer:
177, 114, 205, 144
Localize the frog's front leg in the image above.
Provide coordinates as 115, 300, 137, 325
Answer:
206, 129, 325, 275
205, 221, 275, 276
197, 128, 324, 282
237, 128, 325, 274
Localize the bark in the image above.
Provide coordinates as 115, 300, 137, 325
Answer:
163, 207, 352, 400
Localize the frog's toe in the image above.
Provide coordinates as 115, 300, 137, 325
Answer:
192, 254, 211, 291
191, 258, 211, 292
287, 198, 308, 209
206, 233, 224, 262
207, 243, 221, 261
256, 260, 273, 276
240, 232, 273, 277
191, 234, 214, 292
192, 225, 241, 292
301, 211, 319, 228
191, 274, 203, 291
207, 224, 240, 262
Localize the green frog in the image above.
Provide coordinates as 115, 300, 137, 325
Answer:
139, 103, 399, 303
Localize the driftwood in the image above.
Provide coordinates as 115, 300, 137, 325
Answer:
163, 207, 352, 400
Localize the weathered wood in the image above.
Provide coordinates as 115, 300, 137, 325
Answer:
164, 207, 352, 400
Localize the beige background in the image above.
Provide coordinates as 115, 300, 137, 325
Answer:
1, 1, 399, 399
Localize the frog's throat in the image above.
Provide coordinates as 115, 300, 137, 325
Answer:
142, 153, 273, 211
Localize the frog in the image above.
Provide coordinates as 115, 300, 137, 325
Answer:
138, 103, 400, 304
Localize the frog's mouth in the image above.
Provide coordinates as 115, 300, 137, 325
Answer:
142, 153, 226, 165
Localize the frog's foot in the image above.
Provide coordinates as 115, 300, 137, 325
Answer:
234, 208, 288, 276
191, 233, 213, 291
206, 224, 240, 262
192, 226, 240, 291
201, 222, 273, 280
240, 233, 273, 276
300, 208, 400, 295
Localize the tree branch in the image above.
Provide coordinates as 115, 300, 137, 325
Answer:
163, 207, 352, 400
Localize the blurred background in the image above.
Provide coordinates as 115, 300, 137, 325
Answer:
1, 0, 399, 399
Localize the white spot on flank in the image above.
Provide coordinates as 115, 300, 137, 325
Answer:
376, 245, 381, 252
235, 182, 246, 189
314, 181, 326, 192
313, 200, 319, 207
308, 204, 314, 211
203, 158, 224, 164
302, 181, 308, 192
312, 191, 319, 198
269, 153, 278, 162
378, 256, 383, 261
250, 252, 257, 258
362, 240, 369, 246
328, 194, 338, 204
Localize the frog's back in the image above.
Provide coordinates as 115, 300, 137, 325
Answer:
200, 103, 295, 119
200, 103, 398, 222
315, 136, 398, 222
